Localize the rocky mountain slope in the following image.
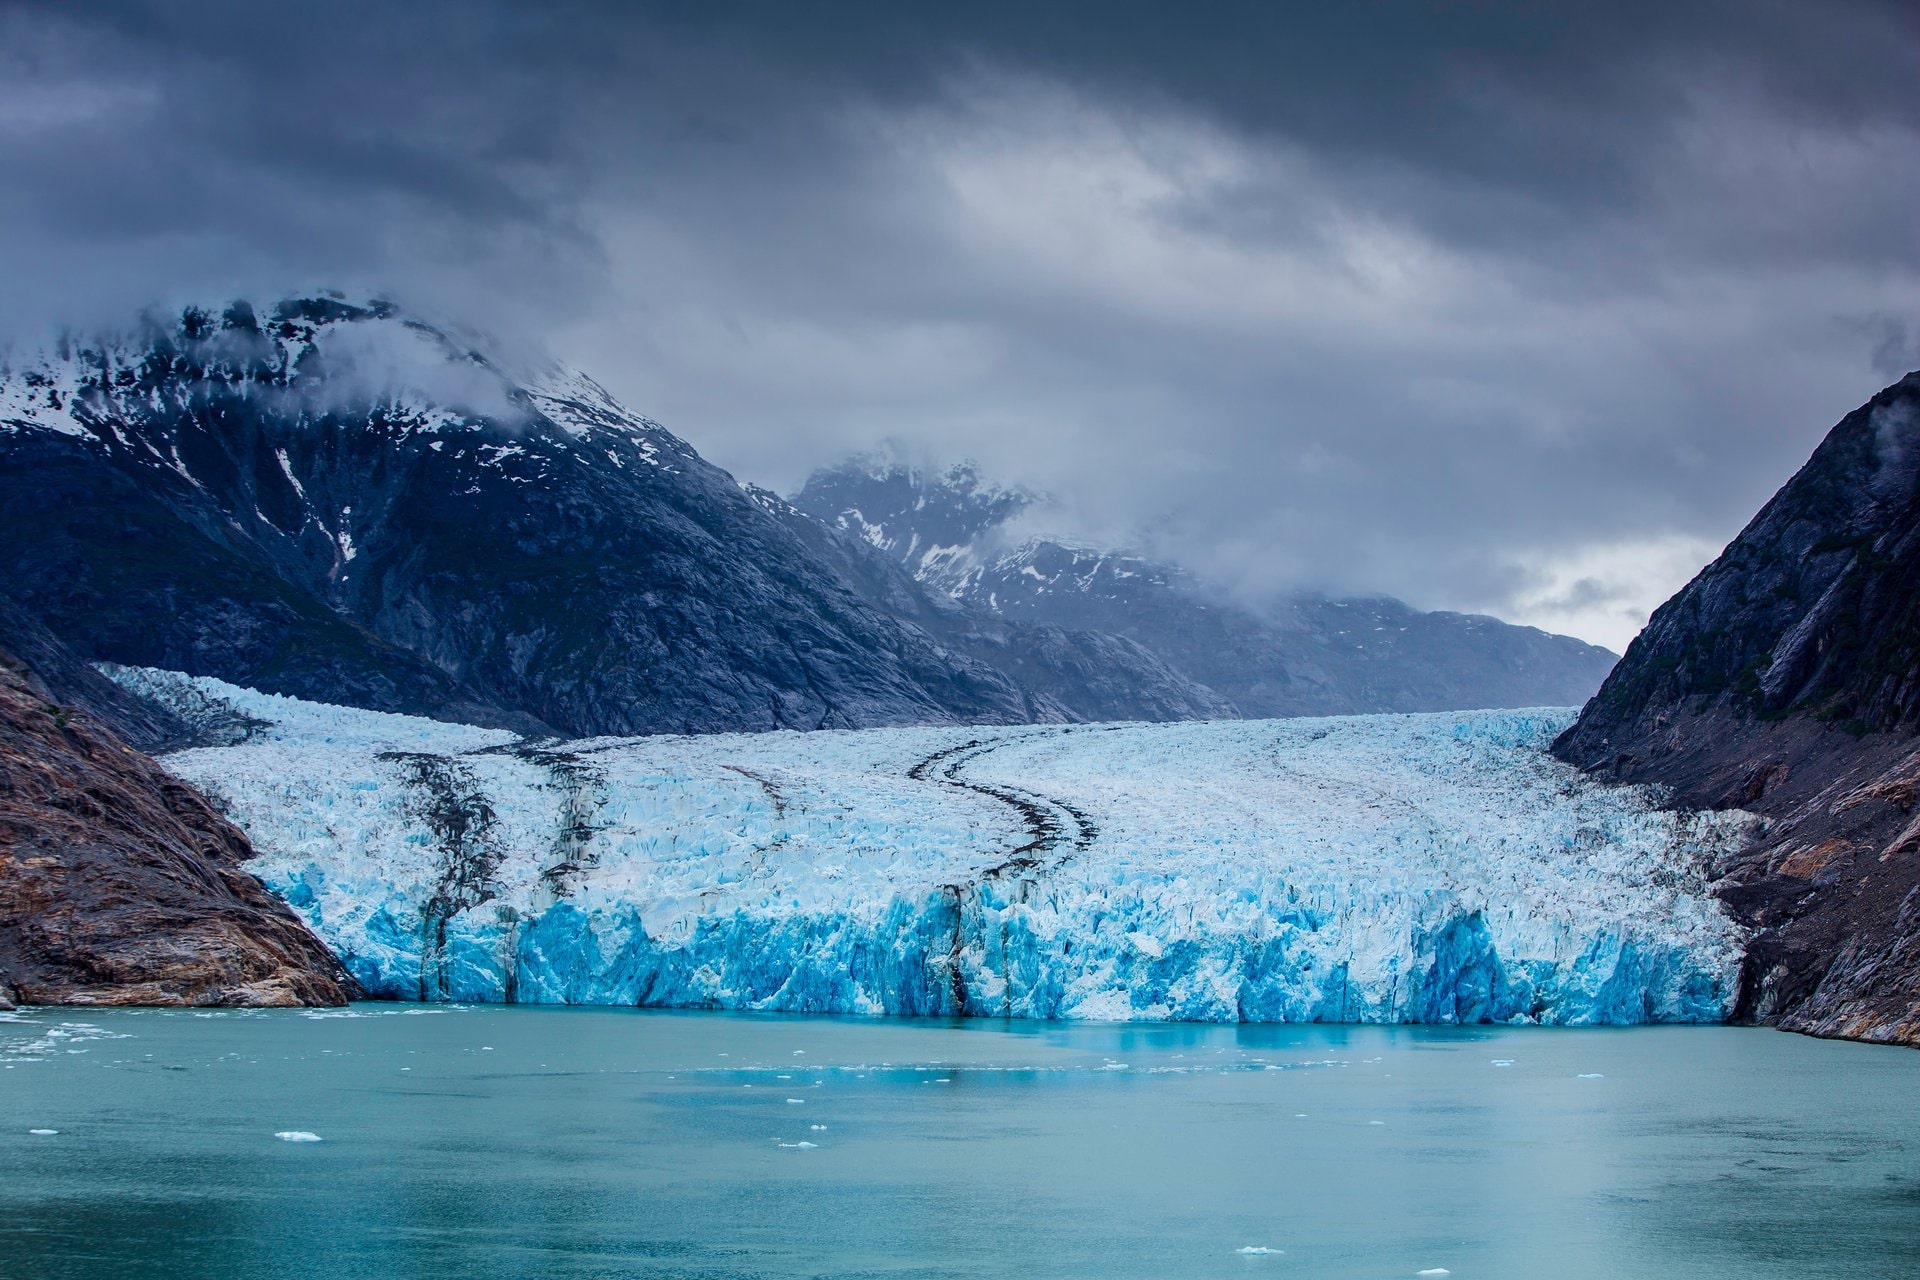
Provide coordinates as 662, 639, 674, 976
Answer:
0, 298, 1060, 736
794, 459, 1620, 717
0, 295, 1617, 739
1555, 370, 1920, 1046
0, 639, 352, 1007
742, 483, 1235, 722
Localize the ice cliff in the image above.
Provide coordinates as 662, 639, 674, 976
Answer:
122, 667, 1754, 1024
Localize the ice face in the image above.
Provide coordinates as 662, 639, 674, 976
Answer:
138, 669, 1754, 1024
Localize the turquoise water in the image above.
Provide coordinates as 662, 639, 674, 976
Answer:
2, 1006, 1917, 1279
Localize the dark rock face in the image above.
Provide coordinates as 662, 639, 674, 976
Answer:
793, 459, 1619, 717
0, 643, 353, 1007
0, 299, 1054, 737
1555, 371, 1920, 1046
0, 598, 200, 753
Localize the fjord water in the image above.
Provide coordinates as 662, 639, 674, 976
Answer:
3, 1008, 1916, 1280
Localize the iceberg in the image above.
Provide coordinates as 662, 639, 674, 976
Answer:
131, 668, 1754, 1025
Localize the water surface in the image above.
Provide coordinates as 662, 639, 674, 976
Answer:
3, 1006, 1916, 1279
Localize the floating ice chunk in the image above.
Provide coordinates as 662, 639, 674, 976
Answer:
777, 1141, 818, 1149
1490, 1059, 1515, 1067
1368, 1120, 1385, 1126
1236, 1246, 1281, 1255
1577, 1072, 1605, 1079
810, 1124, 827, 1130
28, 1128, 57, 1135
786, 1098, 804, 1104
1418, 1270, 1451, 1277
274, 1131, 323, 1142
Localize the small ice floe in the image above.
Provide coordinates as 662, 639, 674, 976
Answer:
777, 1141, 818, 1149
274, 1131, 323, 1143
1235, 1245, 1281, 1255
28, 1128, 58, 1135
786, 1098, 804, 1104
1417, 1270, 1451, 1277
810, 1124, 827, 1131
1490, 1059, 1515, 1067
1577, 1073, 1605, 1079
1368, 1120, 1385, 1126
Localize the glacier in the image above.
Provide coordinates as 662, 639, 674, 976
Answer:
117, 667, 1755, 1024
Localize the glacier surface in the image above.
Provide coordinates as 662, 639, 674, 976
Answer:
123, 668, 1754, 1024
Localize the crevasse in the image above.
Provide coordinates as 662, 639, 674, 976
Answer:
121, 667, 1754, 1024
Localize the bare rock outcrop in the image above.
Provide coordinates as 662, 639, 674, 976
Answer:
1556, 371, 1920, 1046
0, 644, 353, 1006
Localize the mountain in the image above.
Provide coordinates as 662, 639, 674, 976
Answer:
793, 458, 1620, 717
1555, 370, 1920, 1046
740, 482, 1237, 722
0, 298, 1064, 736
0, 295, 1615, 740
0, 635, 352, 1007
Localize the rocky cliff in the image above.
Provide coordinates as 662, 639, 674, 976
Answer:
1555, 370, 1920, 1046
0, 643, 353, 1006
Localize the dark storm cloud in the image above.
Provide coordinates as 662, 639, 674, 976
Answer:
3, 1, 1917, 647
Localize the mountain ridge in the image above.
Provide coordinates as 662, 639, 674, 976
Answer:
0, 297, 1065, 736
793, 455, 1620, 718
4, 295, 1617, 740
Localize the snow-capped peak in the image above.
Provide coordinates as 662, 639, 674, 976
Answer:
0, 295, 693, 470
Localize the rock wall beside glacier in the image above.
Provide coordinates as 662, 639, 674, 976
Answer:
129, 668, 1753, 1025
1555, 371, 1920, 1045
0, 653, 353, 1007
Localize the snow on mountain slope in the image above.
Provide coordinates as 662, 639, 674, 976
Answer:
793, 457, 1622, 717
794, 458, 1034, 596
0, 298, 1055, 735
128, 667, 1752, 1024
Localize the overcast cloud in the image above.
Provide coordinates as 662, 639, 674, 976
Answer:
3, 0, 1916, 649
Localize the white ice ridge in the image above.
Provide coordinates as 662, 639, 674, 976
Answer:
133, 669, 1755, 1024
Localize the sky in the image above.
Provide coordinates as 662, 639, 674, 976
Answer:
2, 1, 1916, 651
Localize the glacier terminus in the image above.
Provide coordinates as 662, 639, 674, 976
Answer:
118, 667, 1753, 1026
